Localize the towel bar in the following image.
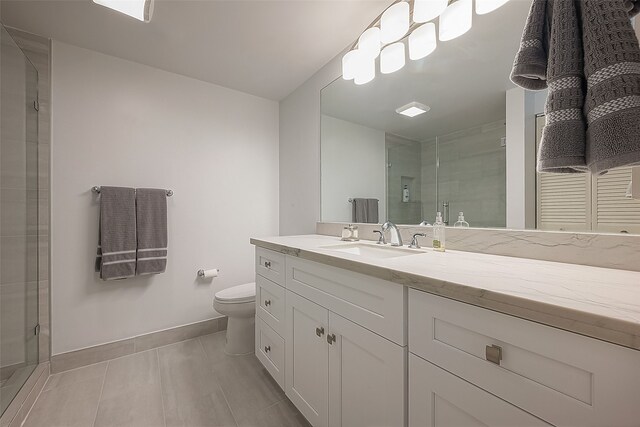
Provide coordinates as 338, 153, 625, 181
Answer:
348, 198, 379, 202
92, 186, 173, 197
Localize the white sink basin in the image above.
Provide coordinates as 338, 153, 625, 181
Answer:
319, 243, 422, 259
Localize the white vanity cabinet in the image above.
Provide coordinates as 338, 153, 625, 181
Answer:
255, 248, 287, 388
408, 290, 640, 427
254, 248, 407, 427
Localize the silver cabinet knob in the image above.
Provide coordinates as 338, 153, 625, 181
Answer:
486, 344, 502, 365
264, 300, 271, 307
316, 326, 325, 337
264, 345, 271, 353
327, 334, 336, 345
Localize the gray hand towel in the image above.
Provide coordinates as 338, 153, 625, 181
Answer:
352, 198, 368, 223
582, 0, 640, 174
135, 188, 168, 275
95, 187, 137, 280
366, 198, 379, 224
512, 0, 640, 175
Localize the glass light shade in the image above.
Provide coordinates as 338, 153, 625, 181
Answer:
380, 1, 410, 44
476, 0, 511, 14
93, 0, 153, 22
413, 0, 448, 23
342, 50, 359, 80
409, 23, 437, 60
358, 27, 381, 59
354, 52, 376, 85
439, 0, 472, 41
380, 42, 406, 74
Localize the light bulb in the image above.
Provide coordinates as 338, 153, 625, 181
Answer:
380, 1, 410, 44
413, 0, 447, 23
409, 23, 437, 60
439, 0, 472, 41
354, 52, 375, 85
342, 50, 359, 80
380, 42, 406, 74
358, 27, 381, 59
476, 0, 511, 14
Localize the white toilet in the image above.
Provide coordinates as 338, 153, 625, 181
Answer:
213, 282, 256, 355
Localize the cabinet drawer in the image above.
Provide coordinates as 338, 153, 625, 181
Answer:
255, 316, 284, 389
256, 248, 285, 286
409, 353, 551, 427
256, 275, 285, 336
286, 256, 406, 345
409, 290, 640, 427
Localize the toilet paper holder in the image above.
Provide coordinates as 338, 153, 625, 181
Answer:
197, 268, 220, 278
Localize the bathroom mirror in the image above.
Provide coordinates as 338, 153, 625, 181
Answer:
321, 0, 640, 234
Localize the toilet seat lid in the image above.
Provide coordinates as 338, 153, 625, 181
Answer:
214, 282, 256, 303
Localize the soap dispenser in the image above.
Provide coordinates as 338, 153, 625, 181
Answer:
432, 212, 446, 252
402, 185, 410, 202
454, 212, 469, 228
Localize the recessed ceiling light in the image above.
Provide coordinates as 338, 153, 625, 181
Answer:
93, 0, 154, 22
396, 102, 430, 117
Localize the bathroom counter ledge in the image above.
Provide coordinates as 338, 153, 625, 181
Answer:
250, 234, 640, 351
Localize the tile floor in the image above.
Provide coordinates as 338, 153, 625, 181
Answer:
22, 332, 310, 427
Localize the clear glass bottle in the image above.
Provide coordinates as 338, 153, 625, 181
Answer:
432, 212, 446, 252
454, 212, 469, 228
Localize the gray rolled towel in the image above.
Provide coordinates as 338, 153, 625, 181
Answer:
581, 0, 640, 174
136, 188, 168, 275
95, 187, 137, 280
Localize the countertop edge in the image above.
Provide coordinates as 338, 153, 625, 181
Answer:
250, 238, 640, 352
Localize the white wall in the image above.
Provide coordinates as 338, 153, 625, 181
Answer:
321, 115, 386, 222
51, 41, 279, 355
279, 53, 342, 235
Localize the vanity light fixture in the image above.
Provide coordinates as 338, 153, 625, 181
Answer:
380, 1, 411, 43
396, 102, 430, 117
439, 0, 472, 41
381, 42, 406, 74
93, 0, 154, 22
413, 0, 448, 23
354, 52, 376, 85
409, 22, 437, 60
342, 0, 508, 85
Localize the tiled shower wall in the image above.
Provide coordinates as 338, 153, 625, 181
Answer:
5, 27, 51, 365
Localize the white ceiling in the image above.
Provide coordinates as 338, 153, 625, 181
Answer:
321, 0, 531, 141
1, 0, 390, 100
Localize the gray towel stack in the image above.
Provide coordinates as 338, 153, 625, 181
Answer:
135, 188, 168, 275
352, 198, 379, 223
511, 0, 640, 174
95, 187, 137, 280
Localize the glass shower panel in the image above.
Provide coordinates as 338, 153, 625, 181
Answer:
436, 121, 506, 228
0, 25, 39, 416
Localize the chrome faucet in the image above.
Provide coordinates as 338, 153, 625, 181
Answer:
381, 221, 403, 247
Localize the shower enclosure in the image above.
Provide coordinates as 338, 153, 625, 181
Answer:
0, 25, 40, 416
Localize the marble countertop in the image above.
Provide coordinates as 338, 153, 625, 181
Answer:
250, 234, 640, 351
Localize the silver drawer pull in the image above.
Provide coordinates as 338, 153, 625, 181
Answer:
316, 326, 325, 337
264, 300, 271, 307
486, 344, 502, 365
264, 345, 271, 353
327, 334, 336, 345
264, 261, 271, 268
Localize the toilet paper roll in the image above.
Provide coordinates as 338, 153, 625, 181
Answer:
199, 269, 219, 279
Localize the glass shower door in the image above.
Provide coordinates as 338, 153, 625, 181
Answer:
0, 25, 40, 416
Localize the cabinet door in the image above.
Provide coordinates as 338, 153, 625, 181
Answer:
286, 290, 329, 427
328, 312, 406, 427
409, 354, 552, 427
